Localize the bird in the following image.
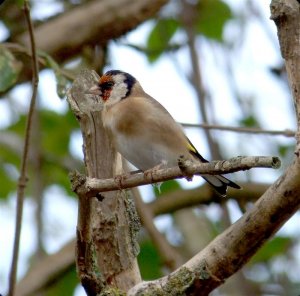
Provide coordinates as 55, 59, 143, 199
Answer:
88, 70, 240, 196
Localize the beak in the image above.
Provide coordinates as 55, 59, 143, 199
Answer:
86, 85, 102, 96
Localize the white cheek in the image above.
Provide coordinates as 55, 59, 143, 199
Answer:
110, 82, 127, 102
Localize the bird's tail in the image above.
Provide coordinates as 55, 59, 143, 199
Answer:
202, 174, 241, 197
186, 137, 241, 196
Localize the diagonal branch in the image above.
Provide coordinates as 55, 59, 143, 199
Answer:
70, 156, 280, 196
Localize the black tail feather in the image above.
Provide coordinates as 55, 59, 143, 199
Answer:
202, 174, 241, 197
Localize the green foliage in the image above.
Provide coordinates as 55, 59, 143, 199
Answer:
249, 236, 293, 264
153, 179, 181, 197
146, 18, 180, 63
8, 109, 78, 157
0, 47, 22, 92
0, 134, 24, 198
239, 115, 259, 127
0, 164, 17, 198
145, 0, 232, 62
195, 0, 232, 41
0, 109, 81, 198
278, 144, 294, 158
45, 266, 79, 296
138, 239, 163, 280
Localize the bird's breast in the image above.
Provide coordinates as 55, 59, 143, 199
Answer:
102, 102, 139, 137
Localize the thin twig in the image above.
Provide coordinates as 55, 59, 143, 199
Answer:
70, 156, 280, 196
181, 122, 295, 137
7, 2, 39, 296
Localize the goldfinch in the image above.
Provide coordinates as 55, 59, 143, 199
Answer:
89, 70, 240, 196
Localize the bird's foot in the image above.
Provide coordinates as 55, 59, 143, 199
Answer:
178, 155, 194, 181
143, 162, 167, 193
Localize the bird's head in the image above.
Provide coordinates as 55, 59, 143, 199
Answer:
88, 70, 137, 107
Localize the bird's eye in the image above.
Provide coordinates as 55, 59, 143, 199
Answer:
100, 81, 114, 91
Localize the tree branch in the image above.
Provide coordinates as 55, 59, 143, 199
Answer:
7, 2, 39, 295
149, 182, 269, 216
181, 122, 296, 137
70, 156, 280, 196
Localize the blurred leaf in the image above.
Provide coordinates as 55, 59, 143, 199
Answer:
278, 144, 294, 158
42, 162, 76, 197
0, 47, 22, 92
56, 73, 69, 98
39, 51, 70, 98
8, 109, 78, 156
6, 109, 80, 194
239, 115, 259, 127
40, 110, 77, 155
195, 0, 232, 41
153, 179, 181, 197
146, 18, 179, 63
15, 0, 23, 7
138, 240, 163, 280
0, 134, 22, 199
249, 236, 293, 265
46, 266, 78, 296
0, 164, 17, 199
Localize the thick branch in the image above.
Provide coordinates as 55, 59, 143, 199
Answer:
71, 156, 280, 196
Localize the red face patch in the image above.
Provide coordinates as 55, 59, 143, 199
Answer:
99, 75, 114, 101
